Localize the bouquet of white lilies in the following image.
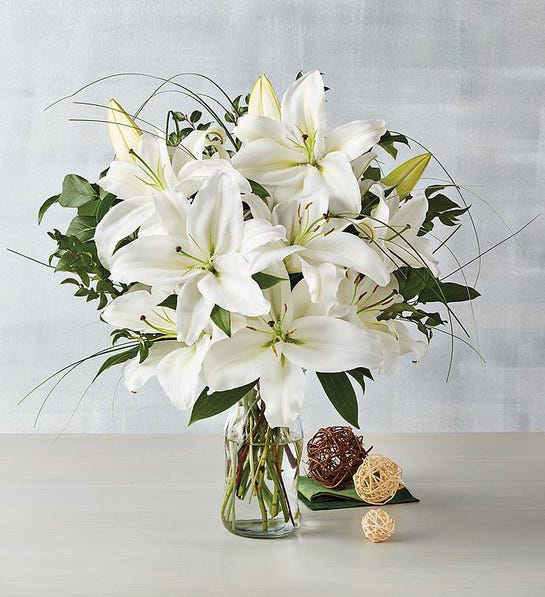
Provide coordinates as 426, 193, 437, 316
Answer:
36, 70, 479, 431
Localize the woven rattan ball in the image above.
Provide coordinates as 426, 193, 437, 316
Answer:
361, 508, 395, 543
307, 426, 370, 489
353, 454, 402, 504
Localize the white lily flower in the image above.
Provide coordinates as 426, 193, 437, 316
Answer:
355, 184, 440, 275
232, 71, 386, 214
95, 129, 249, 270
247, 188, 390, 301
109, 173, 271, 344
337, 271, 428, 374
101, 286, 211, 410
203, 265, 384, 428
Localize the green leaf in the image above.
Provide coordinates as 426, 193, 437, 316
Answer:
38, 195, 59, 224
395, 267, 433, 300
379, 141, 398, 158
190, 110, 202, 123
210, 305, 231, 337
58, 175, 97, 208
158, 294, 177, 310
419, 282, 480, 304
65, 216, 96, 242
252, 272, 287, 289
54, 252, 80, 272
316, 372, 359, 428
189, 381, 257, 425
381, 153, 432, 199
92, 347, 139, 382
248, 180, 270, 199
347, 369, 367, 394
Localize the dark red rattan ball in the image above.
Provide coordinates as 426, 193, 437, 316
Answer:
307, 426, 371, 489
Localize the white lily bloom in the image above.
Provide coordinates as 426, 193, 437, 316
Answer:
107, 99, 142, 164
355, 184, 440, 275
203, 265, 384, 428
232, 71, 386, 214
246, 188, 390, 301
337, 272, 428, 374
101, 286, 211, 410
95, 129, 249, 269
109, 173, 273, 345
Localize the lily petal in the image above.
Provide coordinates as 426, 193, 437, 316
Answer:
197, 253, 270, 316
281, 70, 327, 138
107, 99, 142, 163
110, 235, 195, 286
123, 340, 180, 392
157, 335, 211, 409
94, 196, 155, 269
305, 231, 390, 286
282, 315, 384, 372
232, 138, 308, 186
186, 173, 244, 256
260, 356, 305, 429
317, 151, 361, 215
176, 275, 214, 345
203, 327, 274, 392
176, 157, 251, 196
152, 190, 189, 237
325, 119, 386, 161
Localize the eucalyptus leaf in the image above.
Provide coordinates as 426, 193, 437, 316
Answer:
58, 175, 97, 208
189, 381, 257, 425
381, 153, 432, 199
316, 371, 359, 428
65, 216, 96, 242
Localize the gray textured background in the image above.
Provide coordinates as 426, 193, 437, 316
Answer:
1, 0, 543, 434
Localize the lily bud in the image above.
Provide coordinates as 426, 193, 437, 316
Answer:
248, 74, 281, 121
107, 99, 142, 163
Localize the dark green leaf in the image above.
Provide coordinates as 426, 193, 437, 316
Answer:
38, 195, 58, 224
93, 347, 139, 382
58, 175, 97, 208
60, 277, 80, 286
316, 372, 359, 428
65, 216, 96, 242
395, 267, 433, 300
347, 369, 367, 394
248, 180, 270, 199
419, 282, 480, 304
189, 381, 257, 425
190, 110, 202, 123
252, 272, 287, 289
54, 252, 80, 272
210, 305, 231, 337
158, 294, 177, 310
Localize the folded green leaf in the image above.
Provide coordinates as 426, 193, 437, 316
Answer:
58, 175, 97, 208
93, 346, 139, 382
189, 381, 258, 425
211, 304, 231, 337
381, 153, 432, 199
158, 294, 178, 310
316, 371, 359, 428
252, 272, 288, 289
419, 282, 480, 304
38, 195, 59, 224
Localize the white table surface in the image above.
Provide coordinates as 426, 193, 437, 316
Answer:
1, 433, 544, 596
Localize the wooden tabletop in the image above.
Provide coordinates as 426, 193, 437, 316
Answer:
1, 433, 544, 596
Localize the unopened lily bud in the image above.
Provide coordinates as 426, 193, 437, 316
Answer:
248, 74, 281, 120
107, 99, 142, 163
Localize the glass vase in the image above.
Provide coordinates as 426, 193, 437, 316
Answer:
221, 386, 303, 538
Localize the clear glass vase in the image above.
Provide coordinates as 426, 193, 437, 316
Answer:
221, 386, 303, 538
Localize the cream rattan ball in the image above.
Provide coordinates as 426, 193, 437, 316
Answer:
361, 508, 395, 543
353, 454, 402, 504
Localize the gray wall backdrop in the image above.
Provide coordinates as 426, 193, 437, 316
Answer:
1, 0, 543, 434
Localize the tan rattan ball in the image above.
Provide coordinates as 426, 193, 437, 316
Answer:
353, 454, 402, 504
361, 508, 395, 543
